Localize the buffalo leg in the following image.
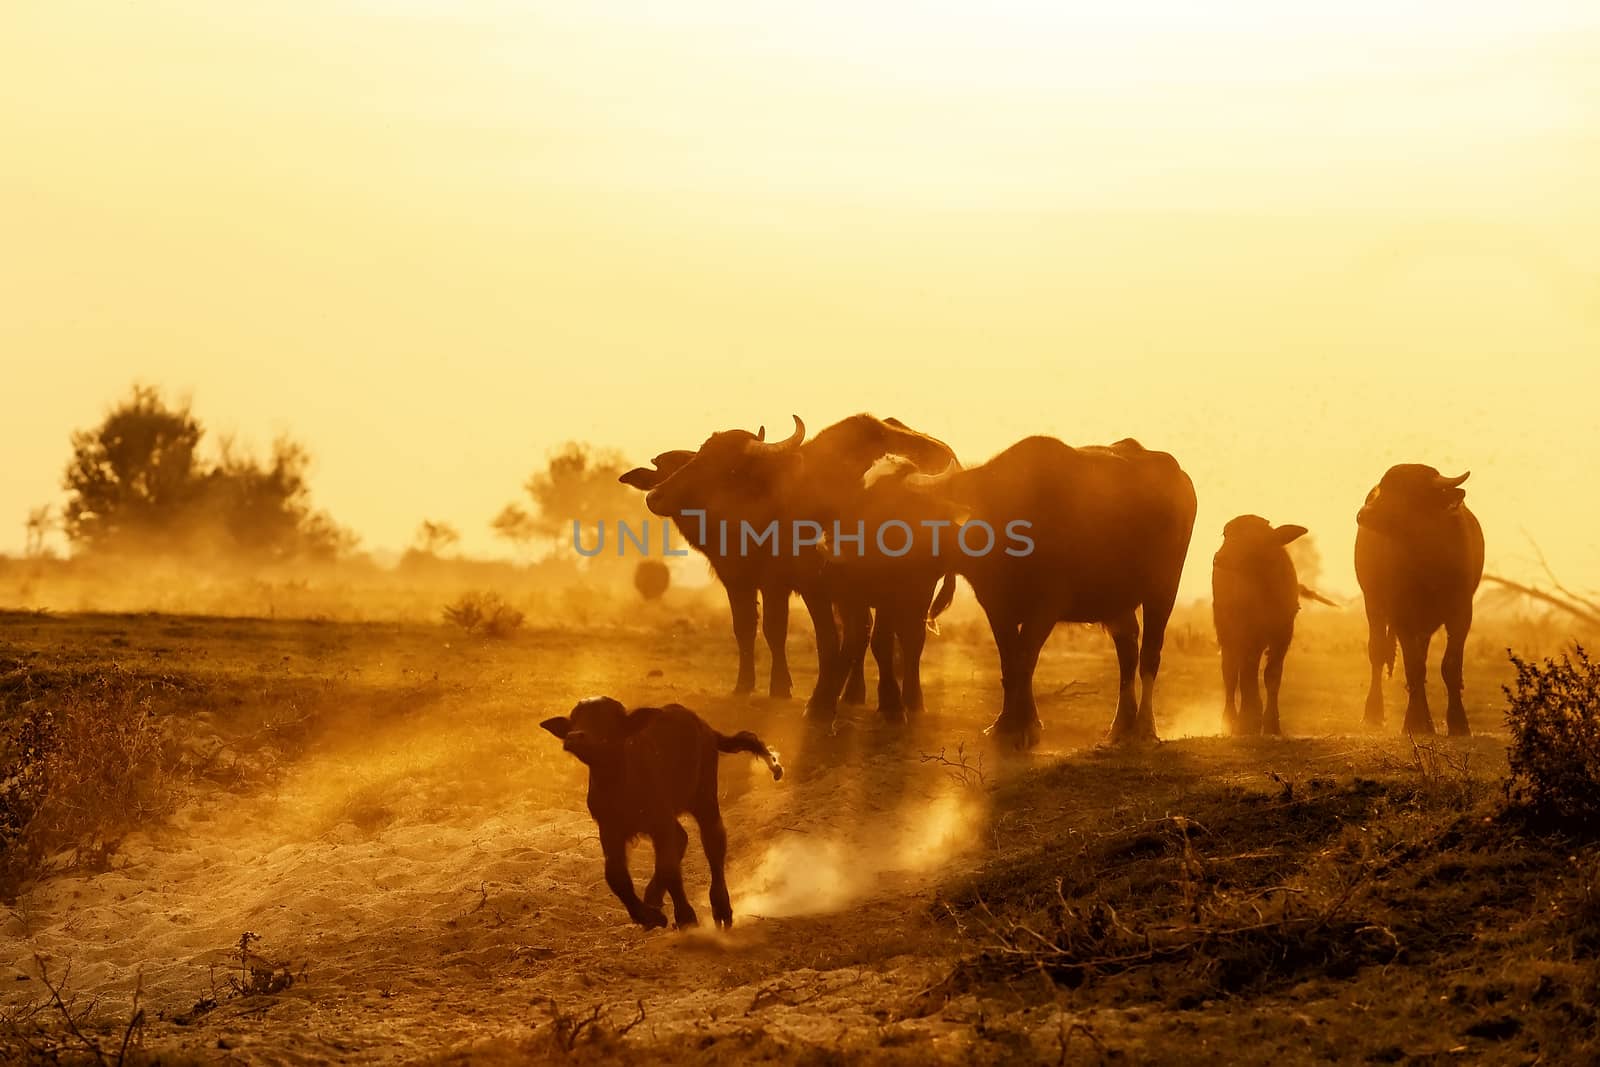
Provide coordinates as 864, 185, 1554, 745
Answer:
839, 601, 873, 707
800, 586, 843, 720
651, 821, 697, 928
995, 609, 1054, 749
695, 806, 734, 929
1442, 609, 1472, 737
871, 607, 904, 721
842, 610, 870, 705
1237, 648, 1264, 735
760, 584, 793, 699
601, 826, 666, 929
1363, 601, 1389, 728
1106, 611, 1143, 743
895, 600, 929, 715
977, 595, 1028, 744
1262, 639, 1288, 735
1399, 628, 1436, 735
1220, 642, 1241, 736
1135, 597, 1176, 741
728, 580, 759, 696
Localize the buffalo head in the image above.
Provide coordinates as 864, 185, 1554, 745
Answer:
1220, 514, 1308, 550
541, 696, 656, 766
1357, 465, 1470, 539
642, 416, 806, 524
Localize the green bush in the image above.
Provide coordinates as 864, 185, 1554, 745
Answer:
1504, 645, 1600, 826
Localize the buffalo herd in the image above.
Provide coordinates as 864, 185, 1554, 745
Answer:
618, 415, 1485, 747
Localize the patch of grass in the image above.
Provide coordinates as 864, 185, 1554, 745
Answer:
442, 591, 525, 639
0, 668, 185, 898
1504, 644, 1600, 827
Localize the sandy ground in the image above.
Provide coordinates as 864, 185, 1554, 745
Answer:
0, 609, 1529, 1063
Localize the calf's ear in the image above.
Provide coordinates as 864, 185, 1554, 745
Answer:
619, 467, 660, 491
1274, 524, 1309, 545
540, 716, 572, 739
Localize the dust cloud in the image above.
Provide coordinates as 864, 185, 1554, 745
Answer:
738, 792, 982, 918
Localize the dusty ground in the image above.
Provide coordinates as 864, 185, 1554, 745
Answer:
0, 608, 1595, 1064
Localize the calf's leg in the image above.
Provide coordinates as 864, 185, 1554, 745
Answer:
601, 825, 666, 929
647, 821, 697, 928
695, 805, 735, 929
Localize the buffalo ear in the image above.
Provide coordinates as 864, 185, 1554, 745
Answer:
540, 716, 572, 740
1274, 524, 1309, 545
623, 706, 661, 736
619, 467, 660, 491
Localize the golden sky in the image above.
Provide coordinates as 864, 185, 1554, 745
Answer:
3, 1, 1597, 595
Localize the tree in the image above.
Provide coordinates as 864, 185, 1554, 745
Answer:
59, 384, 352, 561
412, 520, 461, 557
507, 442, 646, 557
61, 385, 203, 550
23, 505, 54, 559
489, 503, 540, 557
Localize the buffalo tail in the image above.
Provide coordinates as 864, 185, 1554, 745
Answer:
716, 730, 784, 781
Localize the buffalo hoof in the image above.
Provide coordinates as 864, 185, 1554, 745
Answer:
984, 716, 1041, 750
877, 705, 908, 726
769, 684, 793, 701
803, 699, 837, 723
1402, 718, 1436, 737
842, 684, 868, 706
633, 905, 669, 930
732, 681, 756, 697
1107, 718, 1158, 746
1447, 720, 1472, 738
674, 908, 699, 930
713, 910, 733, 931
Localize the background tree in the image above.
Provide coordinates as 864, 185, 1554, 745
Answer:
412, 520, 461, 558
508, 442, 647, 557
489, 503, 540, 558
59, 384, 351, 561
23, 505, 55, 559
62, 385, 203, 551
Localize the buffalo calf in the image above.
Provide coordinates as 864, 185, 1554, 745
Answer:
1212, 515, 1319, 735
541, 697, 782, 930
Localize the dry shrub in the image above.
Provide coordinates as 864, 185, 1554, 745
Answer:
0, 670, 182, 897
441, 591, 525, 638
1504, 644, 1600, 827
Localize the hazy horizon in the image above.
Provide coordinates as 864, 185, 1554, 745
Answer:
5, 1, 1597, 598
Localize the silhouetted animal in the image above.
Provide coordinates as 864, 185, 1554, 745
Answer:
905, 437, 1196, 748
638, 414, 958, 721
1355, 465, 1484, 735
1211, 515, 1328, 735
540, 697, 782, 930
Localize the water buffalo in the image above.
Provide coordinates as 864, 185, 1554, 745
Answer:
1355, 464, 1484, 736
640, 414, 958, 720
1212, 515, 1332, 735
540, 697, 782, 930
622, 448, 806, 700
906, 436, 1196, 748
